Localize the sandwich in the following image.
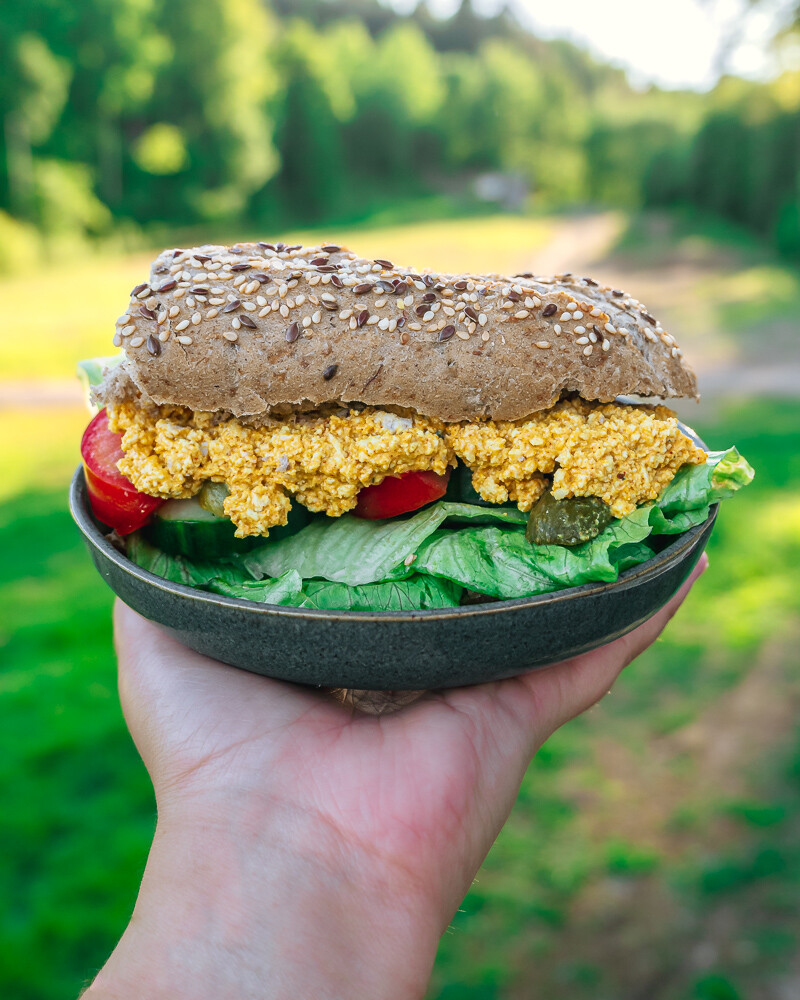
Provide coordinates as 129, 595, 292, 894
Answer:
78, 241, 753, 612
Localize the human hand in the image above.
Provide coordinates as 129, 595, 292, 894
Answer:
86, 554, 707, 1000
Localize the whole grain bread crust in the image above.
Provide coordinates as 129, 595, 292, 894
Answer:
95, 241, 698, 422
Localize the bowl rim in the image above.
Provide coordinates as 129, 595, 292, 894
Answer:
70, 465, 717, 624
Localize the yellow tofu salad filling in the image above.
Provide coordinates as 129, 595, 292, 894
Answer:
109, 396, 707, 539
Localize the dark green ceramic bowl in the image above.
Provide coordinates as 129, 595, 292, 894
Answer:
70, 467, 715, 690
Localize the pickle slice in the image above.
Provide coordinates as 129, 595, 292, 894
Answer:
526, 492, 614, 547
198, 481, 230, 518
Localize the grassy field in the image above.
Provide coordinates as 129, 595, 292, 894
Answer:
2, 211, 799, 999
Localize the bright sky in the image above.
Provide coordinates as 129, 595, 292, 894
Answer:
390, 0, 798, 90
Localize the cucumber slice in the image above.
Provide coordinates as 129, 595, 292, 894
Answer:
145, 496, 311, 560
445, 461, 517, 509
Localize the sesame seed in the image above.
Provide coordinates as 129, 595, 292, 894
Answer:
409, 322, 422, 331
535, 341, 551, 349
128, 336, 145, 348
478, 313, 488, 326
423, 310, 434, 322
367, 316, 379, 325
559, 312, 571, 322
481, 332, 490, 342
158, 329, 170, 343
232, 317, 241, 330
209, 297, 225, 306
222, 331, 238, 342
604, 323, 616, 334
174, 319, 190, 332
554, 325, 562, 334
574, 326, 586, 334
573, 311, 583, 320
112, 333, 122, 346
583, 345, 593, 356
602, 340, 610, 351
191, 312, 202, 325
157, 310, 167, 325
403, 553, 417, 567
120, 324, 135, 337
455, 329, 470, 340
576, 336, 590, 345
514, 310, 530, 320
279, 304, 289, 318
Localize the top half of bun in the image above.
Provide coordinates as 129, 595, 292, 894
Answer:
94, 240, 698, 423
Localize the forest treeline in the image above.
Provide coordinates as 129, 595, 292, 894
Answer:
1, 0, 799, 270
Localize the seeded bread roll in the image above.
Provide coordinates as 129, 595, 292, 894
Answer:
96, 241, 698, 422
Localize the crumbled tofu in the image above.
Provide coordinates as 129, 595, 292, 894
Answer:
445, 397, 706, 516
109, 403, 451, 537
109, 395, 707, 537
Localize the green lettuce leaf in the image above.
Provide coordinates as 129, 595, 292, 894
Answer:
244, 501, 528, 587
300, 575, 462, 611
126, 533, 248, 588
658, 447, 754, 513
413, 506, 656, 598
77, 354, 124, 413
204, 571, 307, 606
77, 354, 124, 388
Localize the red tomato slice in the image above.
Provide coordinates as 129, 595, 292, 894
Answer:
81, 409, 163, 534
353, 468, 451, 520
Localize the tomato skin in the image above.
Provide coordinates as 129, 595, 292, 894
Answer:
81, 409, 163, 534
353, 468, 452, 520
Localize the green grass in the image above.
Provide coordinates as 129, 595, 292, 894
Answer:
2, 210, 799, 998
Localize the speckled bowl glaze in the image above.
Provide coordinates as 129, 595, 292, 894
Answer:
70, 461, 716, 690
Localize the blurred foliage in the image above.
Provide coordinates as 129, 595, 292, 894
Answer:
0, 0, 728, 270
2, 0, 799, 269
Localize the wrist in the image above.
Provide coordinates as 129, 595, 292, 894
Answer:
88, 790, 441, 1000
